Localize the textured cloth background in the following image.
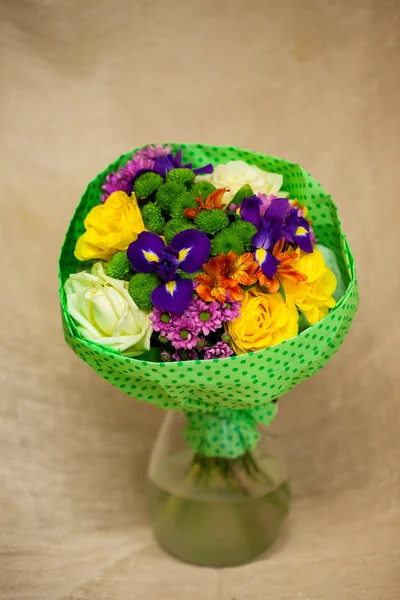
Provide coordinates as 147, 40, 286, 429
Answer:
0, 1, 399, 598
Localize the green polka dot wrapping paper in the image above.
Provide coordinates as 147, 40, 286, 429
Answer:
58, 143, 359, 458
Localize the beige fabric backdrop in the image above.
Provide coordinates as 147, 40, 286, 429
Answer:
1, 0, 399, 598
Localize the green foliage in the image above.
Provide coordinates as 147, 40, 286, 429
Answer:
171, 191, 198, 219
128, 272, 160, 311
133, 172, 163, 200
210, 229, 245, 256
141, 202, 165, 235
190, 181, 216, 200
180, 270, 201, 281
163, 218, 195, 244
194, 209, 229, 235
106, 251, 131, 279
166, 168, 195, 187
298, 310, 311, 333
231, 184, 254, 206
228, 220, 257, 251
156, 182, 186, 214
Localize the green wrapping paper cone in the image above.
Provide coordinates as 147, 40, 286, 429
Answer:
59, 143, 359, 458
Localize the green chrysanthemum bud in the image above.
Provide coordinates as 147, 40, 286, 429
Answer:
156, 182, 186, 214
166, 168, 195, 187
190, 181, 216, 200
141, 202, 165, 235
180, 270, 201, 281
163, 218, 195, 244
228, 220, 257, 251
106, 251, 131, 279
194, 208, 229, 235
210, 229, 245, 256
133, 172, 163, 200
128, 272, 160, 311
170, 191, 198, 219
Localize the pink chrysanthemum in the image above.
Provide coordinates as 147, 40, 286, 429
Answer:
166, 317, 201, 350
257, 193, 278, 216
101, 144, 171, 202
172, 349, 199, 362
204, 342, 233, 360
183, 297, 223, 336
150, 307, 177, 337
219, 300, 241, 322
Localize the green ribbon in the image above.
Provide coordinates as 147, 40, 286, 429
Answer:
183, 403, 278, 458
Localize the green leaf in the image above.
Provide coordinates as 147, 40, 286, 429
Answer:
298, 310, 311, 333
277, 279, 286, 302
242, 282, 258, 293
231, 184, 254, 206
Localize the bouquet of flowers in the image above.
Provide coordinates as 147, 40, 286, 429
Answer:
59, 143, 358, 566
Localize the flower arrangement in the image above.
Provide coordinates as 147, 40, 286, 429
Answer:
60, 142, 358, 450
64, 145, 341, 366
59, 143, 358, 565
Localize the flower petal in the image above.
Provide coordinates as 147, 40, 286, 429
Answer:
294, 217, 313, 253
240, 195, 262, 230
193, 163, 214, 175
252, 225, 275, 251
261, 253, 280, 279
151, 278, 194, 314
263, 197, 290, 239
170, 229, 210, 273
127, 231, 165, 273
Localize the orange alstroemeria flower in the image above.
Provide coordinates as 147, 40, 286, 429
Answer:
196, 251, 259, 303
257, 238, 307, 292
184, 188, 228, 219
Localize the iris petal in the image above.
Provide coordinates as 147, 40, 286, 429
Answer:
171, 229, 211, 273
261, 253, 280, 279
151, 278, 194, 313
127, 231, 165, 273
252, 225, 275, 251
240, 195, 262, 230
193, 163, 214, 175
294, 217, 313, 253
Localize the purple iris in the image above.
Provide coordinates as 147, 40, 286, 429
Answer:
127, 230, 210, 314
134, 148, 214, 181
241, 197, 313, 280
281, 208, 313, 253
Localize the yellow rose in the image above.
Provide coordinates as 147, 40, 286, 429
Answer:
196, 160, 287, 203
64, 262, 152, 356
283, 248, 336, 325
74, 191, 145, 261
226, 287, 299, 355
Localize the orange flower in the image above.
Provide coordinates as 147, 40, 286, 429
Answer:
184, 188, 228, 219
257, 239, 307, 292
196, 251, 258, 303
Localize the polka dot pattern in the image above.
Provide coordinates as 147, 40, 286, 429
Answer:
59, 143, 359, 456
184, 404, 278, 458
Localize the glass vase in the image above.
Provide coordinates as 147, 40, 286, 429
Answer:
146, 410, 290, 567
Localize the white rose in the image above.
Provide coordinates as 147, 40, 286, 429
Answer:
196, 160, 286, 203
64, 262, 152, 356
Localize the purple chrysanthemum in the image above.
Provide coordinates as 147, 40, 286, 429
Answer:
204, 342, 233, 360
101, 145, 171, 202
219, 300, 241, 322
150, 307, 177, 336
166, 317, 201, 350
183, 297, 223, 336
172, 349, 199, 362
